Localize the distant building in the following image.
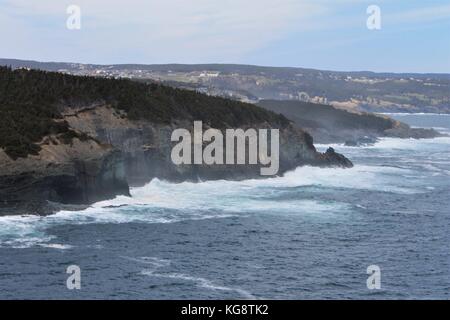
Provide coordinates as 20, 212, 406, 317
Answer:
199, 71, 220, 78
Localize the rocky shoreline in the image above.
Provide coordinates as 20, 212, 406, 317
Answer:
0, 104, 353, 216
0, 137, 130, 216
2, 67, 443, 217
2, 66, 339, 216
258, 100, 442, 145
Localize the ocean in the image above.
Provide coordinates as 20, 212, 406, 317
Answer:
0, 114, 449, 299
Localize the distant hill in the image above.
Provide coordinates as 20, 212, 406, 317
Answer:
258, 100, 440, 144
1, 58, 450, 113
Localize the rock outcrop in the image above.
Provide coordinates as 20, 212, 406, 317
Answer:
0, 103, 352, 216
258, 100, 442, 144
0, 67, 352, 216
0, 137, 129, 216
62, 104, 352, 186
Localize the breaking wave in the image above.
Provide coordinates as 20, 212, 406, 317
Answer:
1, 135, 448, 248
123, 256, 257, 299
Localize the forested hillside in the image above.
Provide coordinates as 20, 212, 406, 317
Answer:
0, 67, 289, 159
2, 59, 449, 113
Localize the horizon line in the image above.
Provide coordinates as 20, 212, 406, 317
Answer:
1, 57, 450, 76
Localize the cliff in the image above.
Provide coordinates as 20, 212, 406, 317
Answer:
0, 138, 129, 216
258, 100, 441, 145
0, 67, 352, 215
61, 104, 352, 186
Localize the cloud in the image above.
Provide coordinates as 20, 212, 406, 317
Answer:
1, 0, 449, 68
387, 4, 450, 24
0, 0, 329, 63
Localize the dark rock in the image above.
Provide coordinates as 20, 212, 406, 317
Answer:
384, 127, 443, 139
0, 144, 130, 216
320, 147, 354, 168
63, 106, 353, 185
258, 100, 442, 144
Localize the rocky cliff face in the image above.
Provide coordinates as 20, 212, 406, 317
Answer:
0, 67, 352, 216
62, 104, 352, 186
0, 103, 352, 216
258, 100, 441, 145
0, 137, 129, 216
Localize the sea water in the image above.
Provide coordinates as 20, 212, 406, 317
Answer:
0, 114, 449, 299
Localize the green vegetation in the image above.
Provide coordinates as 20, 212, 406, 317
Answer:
0, 66, 289, 159
0, 102, 68, 159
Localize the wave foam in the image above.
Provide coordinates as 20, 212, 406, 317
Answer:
316, 136, 450, 152
130, 256, 257, 299
3, 135, 447, 249
0, 161, 422, 248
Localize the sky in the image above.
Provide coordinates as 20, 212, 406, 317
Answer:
0, 0, 449, 73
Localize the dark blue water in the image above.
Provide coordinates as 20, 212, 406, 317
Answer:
0, 114, 449, 299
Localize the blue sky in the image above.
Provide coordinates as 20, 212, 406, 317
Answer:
0, 0, 449, 73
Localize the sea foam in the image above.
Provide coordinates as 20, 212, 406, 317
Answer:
2, 134, 447, 248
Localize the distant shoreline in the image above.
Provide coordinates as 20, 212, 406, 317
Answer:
379, 112, 450, 116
